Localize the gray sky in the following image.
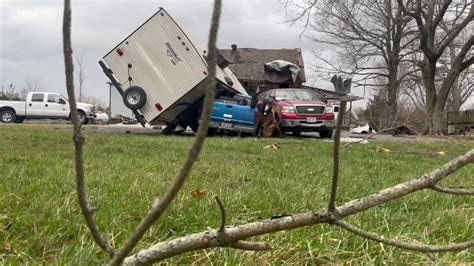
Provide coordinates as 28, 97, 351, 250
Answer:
1, 0, 364, 106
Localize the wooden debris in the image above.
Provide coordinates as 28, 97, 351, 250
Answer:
375, 147, 447, 157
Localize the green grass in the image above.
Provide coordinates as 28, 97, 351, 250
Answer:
0, 124, 473, 264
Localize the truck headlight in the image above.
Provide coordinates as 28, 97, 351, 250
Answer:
281, 106, 295, 113
325, 106, 333, 113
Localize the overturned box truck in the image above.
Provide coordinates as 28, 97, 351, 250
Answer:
99, 8, 254, 134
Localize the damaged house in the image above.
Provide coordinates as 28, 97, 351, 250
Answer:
220, 45, 306, 93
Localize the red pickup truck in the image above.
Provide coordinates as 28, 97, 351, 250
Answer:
258, 88, 335, 138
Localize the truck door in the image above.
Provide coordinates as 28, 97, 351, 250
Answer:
27, 93, 46, 117
46, 94, 69, 118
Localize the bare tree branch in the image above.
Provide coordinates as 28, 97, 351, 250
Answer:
328, 99, 347, 211
108, 1, 222, 264
62, 0, 115, 258
215, 197, 226, 233
333, 219, 474, 253
431, 184, 474, 195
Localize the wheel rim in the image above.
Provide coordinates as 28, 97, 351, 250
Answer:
127, 91, 141, 105
2, 112, 13, 122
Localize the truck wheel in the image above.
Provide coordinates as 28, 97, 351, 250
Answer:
319, 129, 334, 139
1, 110, 16, 123
123, 86, 147, 110
78, 111, 89, 125
162, 124, 176, 135
15, 116, 25, 123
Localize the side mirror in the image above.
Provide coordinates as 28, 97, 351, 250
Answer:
59, 99, 66, 104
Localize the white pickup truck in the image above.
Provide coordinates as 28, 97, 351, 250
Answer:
0, 92, 96, 124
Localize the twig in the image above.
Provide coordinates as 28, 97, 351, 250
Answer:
215, 197, 226, 232
336, 149, 474, 217
328, 100, 347, 212
431, 184, 474, 196
62, 0, 114, 257
123, 149, 473, 264
334, 219, 474, 253
109, 1, 222, 265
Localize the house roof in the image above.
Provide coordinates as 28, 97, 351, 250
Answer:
303, 86, 362, 102
220, 47, 306, 83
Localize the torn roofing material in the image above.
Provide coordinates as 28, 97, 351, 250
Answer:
220, 47, 306, 83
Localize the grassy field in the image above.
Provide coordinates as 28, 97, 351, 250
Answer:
0, 124, 472, 264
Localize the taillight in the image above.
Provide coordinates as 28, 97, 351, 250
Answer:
116, 48, 124, 56
155, 103, 163, 111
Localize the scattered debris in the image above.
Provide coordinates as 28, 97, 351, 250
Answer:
264, 141, 302, 150
340, 137, 369, 144
375, 147, 446, 157
190, 189, 207, 198
264, 144, 280, 150
261, 107, 280, 138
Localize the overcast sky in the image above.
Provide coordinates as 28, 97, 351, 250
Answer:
1, 0, 366, 106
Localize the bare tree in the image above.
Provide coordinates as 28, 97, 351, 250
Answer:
20, 77, 42, 99
63, 1, 473, 265
76, 52, 87, 102
397, 0, 474, 135
285, 0, 419, 126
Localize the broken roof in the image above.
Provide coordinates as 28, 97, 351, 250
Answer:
220, 47, 306, 83
304, 86, 362, 102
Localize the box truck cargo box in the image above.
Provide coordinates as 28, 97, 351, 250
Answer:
99, 8, 247, 128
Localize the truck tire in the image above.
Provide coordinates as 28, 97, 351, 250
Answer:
78, 110, 89, 125
15, 116, 25, 123
319, 129, 334, 139
1, 109, 16, 123
123, 86, 147, 110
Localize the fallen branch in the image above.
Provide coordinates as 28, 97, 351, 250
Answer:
431, 184, 474, 196
333, 219, 474, 253
375, 147, 447, 157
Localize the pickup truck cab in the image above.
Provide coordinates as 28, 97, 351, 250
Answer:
258, 88, 335, 138
0, 92, 96, 124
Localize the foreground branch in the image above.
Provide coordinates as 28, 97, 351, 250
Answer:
334, 220, 474, 253
431, 184, 474, 196
109, 1, 222, 265
62, 0, 114, 257
328, 100, 347, 211
123, 149, 473, 264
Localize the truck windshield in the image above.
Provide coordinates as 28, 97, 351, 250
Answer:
274, 90, 320, 101
60, 94, 69, 102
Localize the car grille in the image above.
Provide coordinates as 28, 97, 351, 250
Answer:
295, 106, 325, 115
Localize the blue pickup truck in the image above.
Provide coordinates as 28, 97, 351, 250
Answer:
203, 94, 259, 136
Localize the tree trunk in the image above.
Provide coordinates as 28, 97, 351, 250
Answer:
422, 58, 437, 135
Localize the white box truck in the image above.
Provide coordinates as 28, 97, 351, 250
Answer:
99, 8, 248, 132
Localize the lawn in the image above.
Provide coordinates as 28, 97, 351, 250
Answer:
0, 124, 472, 264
